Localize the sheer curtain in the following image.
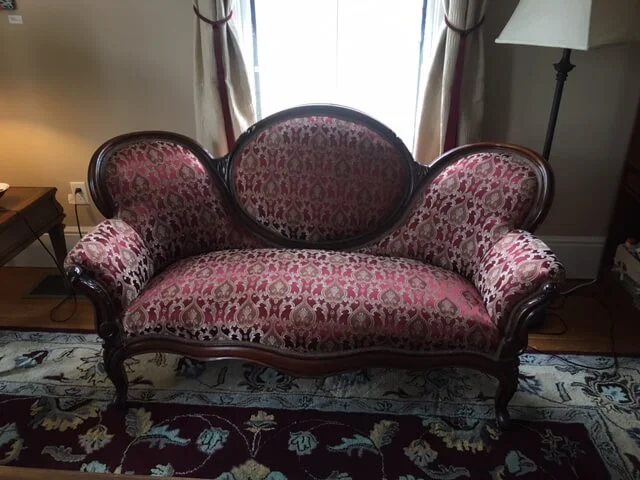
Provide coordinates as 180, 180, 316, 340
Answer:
192, 0, 473, 160
193, 0, 256, 157
414, 0, 487, 164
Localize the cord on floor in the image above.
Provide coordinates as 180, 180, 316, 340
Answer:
530, 283, 619, 373
18, 212, 77, 323
531, 312, 568, 335
559, 278, 598, 295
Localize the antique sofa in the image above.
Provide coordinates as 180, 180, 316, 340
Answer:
65, 105, 565, 429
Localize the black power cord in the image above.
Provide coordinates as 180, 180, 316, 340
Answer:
18, 213, 77, 323
74, 188, 83, 240
531, 311, 568, 336
15, 188, 87, 323
529, 285, 619, 373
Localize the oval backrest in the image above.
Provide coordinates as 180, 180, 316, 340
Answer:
227, 106, 415, 247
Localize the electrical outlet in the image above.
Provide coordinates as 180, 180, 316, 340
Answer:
68, 182, 89, 205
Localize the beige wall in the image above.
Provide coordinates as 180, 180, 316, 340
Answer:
1, 1, 639, 237
484, 1, 640, 237
0, 1, 195, 226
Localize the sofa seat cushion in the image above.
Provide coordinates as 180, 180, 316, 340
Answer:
122, 249, 500, 354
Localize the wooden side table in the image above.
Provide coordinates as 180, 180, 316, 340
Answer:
0, 187, 67, 267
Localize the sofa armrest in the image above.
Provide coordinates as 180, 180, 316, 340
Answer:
472, 230, 565, 333
64, 219, 155, 314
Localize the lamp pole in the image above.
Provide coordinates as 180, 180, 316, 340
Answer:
530, 48, 577, 329
543, 48, 575, 160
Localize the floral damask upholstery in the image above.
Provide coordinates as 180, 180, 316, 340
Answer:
363, 151, 541, 280
473, 230, 565, 330
101, 138, 259, 271
122, 249, 501, 354
230, 116, 410, 242
65, 106, 565, 376
65, 219, 154, 312
65, 107, 565, 426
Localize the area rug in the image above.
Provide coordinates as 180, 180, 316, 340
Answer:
0, 331, 638, 479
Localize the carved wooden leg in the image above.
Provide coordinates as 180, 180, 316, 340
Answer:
104, 347, 128, 408
495, 361, 519, 430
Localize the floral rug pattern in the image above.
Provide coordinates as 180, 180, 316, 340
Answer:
0, 331, 639, 479
0, 0, 16, 10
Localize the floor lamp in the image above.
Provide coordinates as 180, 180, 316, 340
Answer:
495, 0, 640, 161
495, 0, 640, 328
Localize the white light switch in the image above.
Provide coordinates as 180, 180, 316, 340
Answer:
8, 15, 23, 24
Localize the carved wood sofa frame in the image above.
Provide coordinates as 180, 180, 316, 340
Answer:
65, 105, 563, 429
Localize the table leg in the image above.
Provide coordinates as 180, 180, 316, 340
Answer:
48, 223, 67, 268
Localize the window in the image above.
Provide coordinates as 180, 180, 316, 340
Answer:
251, 0, 429, 149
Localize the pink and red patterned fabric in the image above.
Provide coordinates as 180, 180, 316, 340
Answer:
64, 219, 154, 312
230, 116, 410, 242
102, 138, 259, 271
122, 249, 501, 354
474, 230, 565, 330
66, 126, 564, 357
363, 151, 542, 281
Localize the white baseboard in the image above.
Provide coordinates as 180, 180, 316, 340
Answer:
5, 228, 605, 280
540, 235, 605, 280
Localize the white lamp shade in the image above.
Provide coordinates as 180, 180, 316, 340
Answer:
495, 0, 640, 50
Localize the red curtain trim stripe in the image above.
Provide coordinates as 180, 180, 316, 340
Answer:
443, 15, 485, 152
194, 5, 236, 152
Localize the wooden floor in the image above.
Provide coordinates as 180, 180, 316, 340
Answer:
0, 267, 638, 355
0, 268, 95, 330
0, 465, 202, 480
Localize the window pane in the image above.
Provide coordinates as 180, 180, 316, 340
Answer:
254, 0, 338, 117
335, 0, 423, 147
253, 0, 424, 148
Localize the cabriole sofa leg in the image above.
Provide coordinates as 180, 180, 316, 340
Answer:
495, 361, 519, 430
104, 347, 129, 408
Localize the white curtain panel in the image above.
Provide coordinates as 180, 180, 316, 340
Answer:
414, 0, 487, 164
194, 0, 256, 157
